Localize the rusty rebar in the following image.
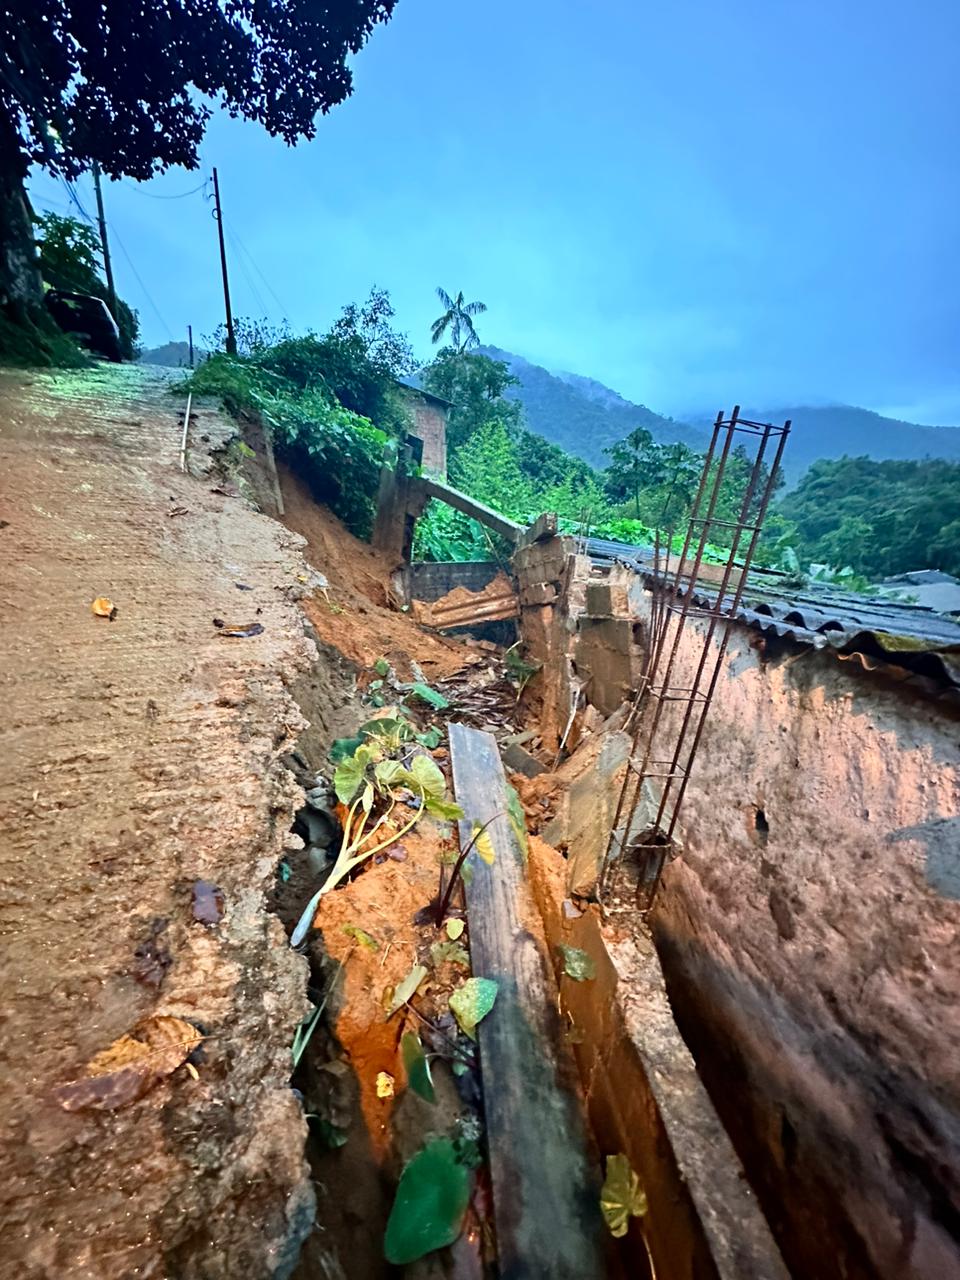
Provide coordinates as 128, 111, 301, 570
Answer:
599, 409, 790, 908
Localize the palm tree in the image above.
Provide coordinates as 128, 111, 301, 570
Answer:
430, 287, 487, 353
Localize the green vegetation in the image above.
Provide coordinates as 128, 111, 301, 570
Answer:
180, 290, 414, 537
36, 212, 139, 358
430, 287, 487, 353
777, 456, 960, 579
0, 307, 88, 368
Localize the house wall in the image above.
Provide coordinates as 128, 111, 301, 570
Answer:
515, 544, 960, 1279
408, 399, 447, 475
635, 595, 960, 1280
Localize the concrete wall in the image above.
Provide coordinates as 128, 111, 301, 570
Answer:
405, 559, 502, 603
634, 592, 960, 1279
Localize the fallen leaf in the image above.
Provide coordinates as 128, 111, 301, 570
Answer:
376, 1071, 395, 1099
406, 682, 450, 710
400, 1031, 436, 1104
53, 1015, 202, 1111
387, 964, 428, 1017
91, 596, 116, 620
131, 917, 171, 988
446, 918, 465, 940
216, 622, 264, 639
449, 977, 498, 1040
384, 1138, 471, 1264
558, 944, 596, 982
192, 880, 224, 925
601, 1154, 648, 1238
343, 924, 379, 951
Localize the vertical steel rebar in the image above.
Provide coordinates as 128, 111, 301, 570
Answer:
599, 409, 790, 909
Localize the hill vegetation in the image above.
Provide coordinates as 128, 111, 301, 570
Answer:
476, 345, 708, 466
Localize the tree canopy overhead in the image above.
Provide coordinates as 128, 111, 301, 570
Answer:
1, 0, 398, 180
0, 0, 398, 320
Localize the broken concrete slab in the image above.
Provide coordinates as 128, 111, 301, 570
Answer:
501, 740, 547, 778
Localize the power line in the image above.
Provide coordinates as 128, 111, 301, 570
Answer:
107, 219, 174, 342
59, 176, 95, 224
121, 177, 208, 201
223, 216, 293, 325
224, 222, 271, 319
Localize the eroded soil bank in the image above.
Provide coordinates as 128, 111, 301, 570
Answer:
0, 366, 320, 1278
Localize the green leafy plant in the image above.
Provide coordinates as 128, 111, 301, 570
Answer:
384, 1137, 472, 1264
600, 1154, 648, 1238
291, 738, 462, 947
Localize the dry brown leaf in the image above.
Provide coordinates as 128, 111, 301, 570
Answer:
91, 596, 116, 619
53, 1015, 202, 1112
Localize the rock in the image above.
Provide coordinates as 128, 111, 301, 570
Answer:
298, 807, 337, 848
502, 741, 547, 778
307, 846, 333, 876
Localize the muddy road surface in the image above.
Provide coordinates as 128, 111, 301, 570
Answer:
0, 365, 320, 1279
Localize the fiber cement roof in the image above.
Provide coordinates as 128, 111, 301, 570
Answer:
586, 536, 960, 695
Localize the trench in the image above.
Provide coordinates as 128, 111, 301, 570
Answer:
263, 622, 664, 1278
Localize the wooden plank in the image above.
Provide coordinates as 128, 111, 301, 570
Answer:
517, 511, 558, 548
448, 723, 604, 1279
419, 475, 523, 544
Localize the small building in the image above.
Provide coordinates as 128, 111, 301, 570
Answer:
395, 380, 451, 476
878, 568, 960, 617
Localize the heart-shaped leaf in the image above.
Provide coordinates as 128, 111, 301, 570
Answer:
449, 977, 498, 1040
384, 1137, 470, 1264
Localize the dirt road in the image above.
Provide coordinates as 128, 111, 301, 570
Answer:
0, 364, 318, 1278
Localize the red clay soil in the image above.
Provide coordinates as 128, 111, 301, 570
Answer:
0, 365, 318, 1279
277, 464, 473, 681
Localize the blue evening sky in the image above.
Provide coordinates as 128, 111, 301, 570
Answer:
28, 0, 960, 424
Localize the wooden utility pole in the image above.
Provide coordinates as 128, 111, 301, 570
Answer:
211, 167, 236, 356
187, 324, 194, 368
91, 162, 118, 322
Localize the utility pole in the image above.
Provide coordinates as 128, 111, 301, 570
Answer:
211, 167, 236, 355
91, 162, 118, 322
187, 324, 194, 368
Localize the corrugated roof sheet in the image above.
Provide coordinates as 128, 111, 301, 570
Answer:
586, 536, 960, 696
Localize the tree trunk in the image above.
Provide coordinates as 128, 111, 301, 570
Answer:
0, 132, 43, 317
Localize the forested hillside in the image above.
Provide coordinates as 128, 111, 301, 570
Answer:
477, 345, 708, 466
693, 404, 960, 485
778, 456, 960, 578
479, 344, 960, 486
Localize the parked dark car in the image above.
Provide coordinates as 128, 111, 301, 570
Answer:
45, 290, 123, 362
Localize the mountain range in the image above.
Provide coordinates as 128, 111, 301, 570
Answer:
479, 345, 960, 485
142, 337, 960, 487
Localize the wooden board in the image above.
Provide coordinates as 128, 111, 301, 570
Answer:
448, 723, 605, 1279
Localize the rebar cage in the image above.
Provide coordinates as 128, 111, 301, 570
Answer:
600, 407, 791, 913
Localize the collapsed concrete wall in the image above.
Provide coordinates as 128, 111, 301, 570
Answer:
516, 540, 960, 1280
